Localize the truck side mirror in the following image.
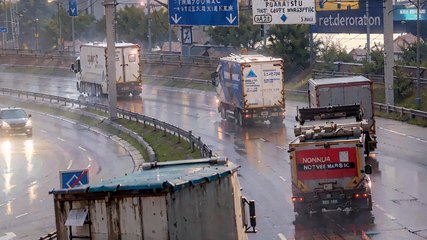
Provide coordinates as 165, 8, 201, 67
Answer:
211, 72, 218, 86
71, 63, 75, 71
364, 164, 372, 174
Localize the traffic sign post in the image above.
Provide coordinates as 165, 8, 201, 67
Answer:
0, 27, 7, 33
60, 169, 89, 189
68, 0, 78, 17
168, 0, 238, 26
181, 26, 192, 45
252, 0, 316, 25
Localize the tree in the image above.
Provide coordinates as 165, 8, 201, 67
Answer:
400, 41, 427, 68
361, 44, 384, 75
207, 11, 261, 49
263, 25, 310, 79
316, 40, 354, 71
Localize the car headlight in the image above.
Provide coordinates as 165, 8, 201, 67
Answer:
1, 121, 10, 128
25, 119, 32, 127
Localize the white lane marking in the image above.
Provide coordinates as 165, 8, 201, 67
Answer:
279, 176, 287, 182
384, 213, 396, 220
379, 127, 427, 143
259, 138, 267, 142
67, 160, 73, 170
40, 129, 47, 133
57, 137, 65, 142
78, 146, 87, 152
27, 181, 37, 187
375, 204, 386, 212
278, 233, 287, 240
15, 213, 28, 218
87, 164, 91, 168
276, 146, 285, 150
0, 232, 17, 240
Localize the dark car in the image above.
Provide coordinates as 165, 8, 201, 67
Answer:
0, 108, 32, 137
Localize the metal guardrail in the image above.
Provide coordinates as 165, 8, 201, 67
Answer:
312, 70, 427, 85
0, 88, 214, 159
284, 88, 427, 120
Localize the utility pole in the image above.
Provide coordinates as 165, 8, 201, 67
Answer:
71, 15, 75, 55
2, 0, 7, 49
147, 0, 152, 52
366, 0, 371, 62
105, 0, 117, 120
415, 0, 421, 108
383, 0, 394, 106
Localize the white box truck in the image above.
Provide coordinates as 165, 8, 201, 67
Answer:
72, 42, 142, 97
308, 76, 377, 154
211, 54, 285, 126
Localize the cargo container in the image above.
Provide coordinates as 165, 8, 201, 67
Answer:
308, 76, 377, 154
71, 42, 142, 97
211, 54, 285, 126
50, 157, 255, 240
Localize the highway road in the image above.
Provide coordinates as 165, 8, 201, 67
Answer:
0, 72, 427, 239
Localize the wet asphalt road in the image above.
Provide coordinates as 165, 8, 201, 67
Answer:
0, 72, 427, 239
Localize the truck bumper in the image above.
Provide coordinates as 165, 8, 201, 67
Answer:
242, 107, 285, 120
292, 189, 372, 214
117, 82, 142, 95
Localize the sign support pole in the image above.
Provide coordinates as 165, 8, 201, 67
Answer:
383, 0, 394, 106
366, 0, 371, 62
105, 0, 118, 120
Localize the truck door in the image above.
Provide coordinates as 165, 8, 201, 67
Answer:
259, 62, 283, 107
122, 46, 140, 83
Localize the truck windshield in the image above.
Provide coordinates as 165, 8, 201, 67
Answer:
0, 109, 27, 119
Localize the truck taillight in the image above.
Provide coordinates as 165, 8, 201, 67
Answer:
354, 193, 369, 199
292, 197, 304, 202
245, 114, 252, 119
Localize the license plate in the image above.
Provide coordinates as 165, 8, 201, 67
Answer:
261, 111, 268, 116
322, 199, 338, 205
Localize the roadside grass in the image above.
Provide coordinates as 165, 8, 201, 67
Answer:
0, 96, 202, 163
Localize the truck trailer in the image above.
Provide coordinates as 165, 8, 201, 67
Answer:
289, 105, 373, 214
211, 54, 285, 126
308, 76, 377, 154
72, 42, 142, 97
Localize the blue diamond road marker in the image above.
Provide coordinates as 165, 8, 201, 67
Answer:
281, 14, 287, 23
60, 169, 89, 189
168, 0, 238, 26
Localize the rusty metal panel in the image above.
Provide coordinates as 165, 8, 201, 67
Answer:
141, 196, 168, 240
167, 173, 243, 240
117, 197, 143, 240
90, 200, 109, 240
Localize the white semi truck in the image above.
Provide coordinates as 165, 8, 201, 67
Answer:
72, 42, 142, 97
211, 54, 286, 126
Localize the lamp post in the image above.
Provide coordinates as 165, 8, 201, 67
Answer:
48, 0, 62, 51
33, 18, 39, 51
415, 0, 421, 108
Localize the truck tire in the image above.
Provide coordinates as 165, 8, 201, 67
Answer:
220, 105, 227, 119
234, 110, 241, 126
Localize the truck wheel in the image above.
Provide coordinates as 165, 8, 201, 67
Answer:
235, 110, 244, 127
220, 106, 227, 119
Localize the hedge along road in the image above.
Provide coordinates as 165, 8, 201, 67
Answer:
2, 69, 427, 239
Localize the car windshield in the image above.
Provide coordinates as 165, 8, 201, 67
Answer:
0, 109, 27, 119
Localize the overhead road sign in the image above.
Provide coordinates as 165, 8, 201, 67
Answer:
60, 169, 89, 189
252, 0, 316, 25
394, 5, 427, 21
68, 0, 78, 17
168, 0, 238, 26
312, 0, 383, 33
0, 27, 7, 33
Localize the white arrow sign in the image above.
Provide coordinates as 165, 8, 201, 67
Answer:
226, 14, 237, 24
70, 8, 76, 14
171, 14, 182, 24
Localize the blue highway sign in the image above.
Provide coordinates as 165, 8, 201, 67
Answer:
168, 0, 238, 26
0, 27, 7, 33
68, 0, 78, 17
60, 169, 89, 189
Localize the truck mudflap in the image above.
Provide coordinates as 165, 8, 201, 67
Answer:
242, 107, 285, 121
116, 82, 142, 95
292, 188, 373, 214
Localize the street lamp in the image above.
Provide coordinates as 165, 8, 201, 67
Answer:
33, 18, 39, 51
48, 0, 62, 51
415, 0, 421, 108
